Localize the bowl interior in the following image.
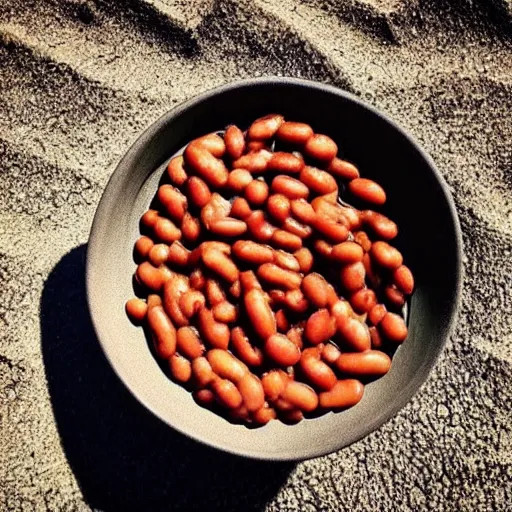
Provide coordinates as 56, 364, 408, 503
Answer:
86, 78, 461, 460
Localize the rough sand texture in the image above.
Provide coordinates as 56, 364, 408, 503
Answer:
1, 0, 512, 511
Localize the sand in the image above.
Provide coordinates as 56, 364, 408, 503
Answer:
0, 0, 511, 510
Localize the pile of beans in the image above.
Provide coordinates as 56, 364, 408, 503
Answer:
125, 114, 414, 426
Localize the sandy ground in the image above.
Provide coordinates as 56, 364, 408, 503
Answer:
1, 0, 511, 510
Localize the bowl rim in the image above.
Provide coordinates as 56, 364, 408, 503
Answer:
86, 76, 463, 461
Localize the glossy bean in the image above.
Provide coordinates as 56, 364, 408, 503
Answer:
197, 308, 230, 349
363, 210, 398, 240
305, 309, 337, 345
336, 315, 371, 352
267, 194, 291, 223
233, 240, 274, 266
290, 199, 316, 225
212, 301, 238, 323
284, 288, 309, 314
273, 250, 300, 272
176, 326, 205, 359
313, 217, 349, 243
300, 166, 338, 195
304, 134, 337, 161
302, 273, 329, 308
300, 347, 337, 391
248, 114, 284, 140
232, 149, 273, 173
147, 305, 176, 358
237, 373, 265, 411
348, 178, 386, 206
286, 326, 304, 350
384, 285, 406, 308
209, 217, 248, 237
239, 270, 263, 293
226, 168, 253, 192
321, 343, 342, 364
245, 180, 269, 206
331, 241, 364, 264
167, 241, 190, 267
371, 241, 403, 270
212, 379, 243, 409
224, 125, 246, 160
181, 213, 201, 244
157, 185, 187, 222
353, 231, 372, 252
244, 288, 277, 340
326, 158, 360, 180
148, 243, 170, 267
230, 197, 253, 220
276, 121, 314, 145
246, 211, 276, 243
267, 152, 304, 174
350, 288, 377, 314
231, 326, 265, 367
282, 217, 312, 239
207, 349, 248, 384
136, 261, 164, 291
265, 334, 301, 367
368, 303, 387, 326
184, 143, 228, 188
189, 268, 206, 291
281, 381, 319, 412
261, 370, 289, 401
252, 404, 277, 425
318, 380, 364, 409
169, 354, 192, 383
294, 247, 314, 273
194, 133, 226, 158
202, 249, 239, 283
191, 357, 215, 387
271, 229, 303, 251
162, 275, 190, 327
154, 217, 182, 244
193, 388, 215, 407
187, 176, 212, 209
178, 289, 205, 319
313, 239, 334, 258
205, 279, 226, 307
340, 261, 366, 292
271, 175, 309, 200
167, 155, 188, 186
336, 350, 391, 377
379, 312, 408, 342
393, 265, 414, 295
134, 235, 154, 261
125, 298, 148, 324
257, 263, 302, 290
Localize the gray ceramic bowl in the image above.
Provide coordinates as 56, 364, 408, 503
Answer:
86, 77, 462, 461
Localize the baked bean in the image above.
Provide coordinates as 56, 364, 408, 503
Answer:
187, 176, 212, 209
348, 178, 386, 206
275, 309, 290, 332
230, 197, 253, 220
311, 197, 345, 223
336, 316, 371, 352
229, 405, 250, 423
363, 210, 398, 240
267, 152, 304, 174
273, 250, 300, 272
379, 312, 408, 342
319, 380, 364, 409
202, 249, 239, 283
162, 274, 190, 327
300, 347, 337, 391
167, 155, 187, 186
321, 343, 342, 364
125, 298, 148, 324
282, 217, 312, 239
212, 301, 238, 323
176, 326, 204, 359
257, 263, 302, 290
247, 141, 270, 152
159, 265, 174, 284
179, 289, 206, 319
340, 261, 366, 292
284, 289, 309, 314
368, 303, 387, 326
212, 379, 243, 409
350, 288, 377, 314
233, 149, 273, 173
304, 134, 338, 161
226, 168, 253, 192
147, 294, 163, 310
245, 180, 269, 206
300, 166, 338, 195
191, 357, 215, 387
314, 217, 349, 243
205, 279, 226, 307
248, 114, 284, 140
232, 241, 273, 266
393, 265, 414, 295
194, 133, 226, 158
271, 229, 303, 251
290, 199, 316, 225
267, 194, 291, 223
148, 243, 170, 267
246, 211, 276, 243
224, 125, 246, 160
181, 213, 201, 243
194, 388, 215, 407
276, 121, 313, 145
231, 326, 265, 367
327, 158, 360, 180
136, 261, 164, 291
294, 247, 314, 273
158, 185, 187, 222
189, 268, 206, 291
252, 404, 277, 424
147, 305, 176, 359
286, 326, 304, 350
353, 231, 372, 252
313, 239, 334, 258
265, 334, 301, 367
207, 349, 248, 384
154, 217, 181, 243
339, 206, 362, 230
371, 241, 403, 270
305, 309, 336, 345
271, 175, 309, 200
331, 241, 364, 264
237, 373, 265, 411
384, 285, 406, 308
197, 308, 230, 350
201, 193, 231, 228
302, 273, 329, 308
325, 283, 339, 308
262, 370, 289, 401
268, 289, 287, 308
169, 354, 192, 383
134, 235, 154, 261
281, 381, 319, 412
362, 252, 381, 288
209, 218, 248, 237
369, 326, 383, 349
279, 409, 304, 423
167, 241, 190, 267
229, 279, 241, 300
184, 143, 228, 188
244, 288, 276, 340
336, 351, 391, 377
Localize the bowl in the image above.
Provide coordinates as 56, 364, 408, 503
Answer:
86, 77, 462, 460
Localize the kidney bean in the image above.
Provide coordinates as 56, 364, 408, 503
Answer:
232, 240, 274, 266
197, 308, 230, 350
348, 178, 386, 206
184, 143, 228, 188
331, 241, 364, 265
229, 279, 241, 299
371, 241, 403, 270
252, 404, 277, 424
204, 279, 226, 307
188, 268, 205, 292
136, 261, 164, 291
192, 357, 215, 387
281, 381, 318, 412
369, 326, 383, 349
384, 285, 406, 308
147, 294, 163, 310
148, 243, 170, 267
202, 249, 239, 283
321, 343, 342, 364
314, 217, 348, 244
166, 241, 189, 267
302, 273, 329, 308
350, 288, 377, 314
336, 350, 391, 378
290, 199, 316, 225
265, 334, 301, 367
284, 289, 309, 314
230, 326, 264, 368
300, 166, 338, 195
261, 370, 289, 401
200, 241, 232, 255
246, 211, 276, 243
125, 298, 148, 324
209, 218, 248, 238
212, 301, 238, 323
305, 309, 336, 345
325, 283, 339, 309
194, 388, 215, 407
379, 312, 408, 342
268, 289, 287, 308
313, 239, 334, 258
233, 149, 273, 173
257, 263, 302, 290
336, 316, 371, 352
176, 326, 204, 360
201, 193, 231, 227
245, 179, 269, 206
162, 275, 190, 327
294, 247, 314, 273
282, 217, 312, 239
169, 354, 192, 383
318, 380, 364, 409
353, 231, 372, 252
194, 133, 226, 158
147, 305, 176, 359
304, 134, 337, 161
181, 213, 201, 244
362, 252, 380, 289
226, 169, 253, 193
367, 303, 387, 326
248, 114, 284, 140
158, 185, 187, 222
229, 405, 250, 423
279, 409, 304, 423
271, 229, 303, 251
186, 176, 211, 209
237, 373, 265, 412
286, 326, 304, 350
134, 235, 154, 261
363, 211, 398, 240
326, 158, 360, 180
207, 349, 248, 384
212, 379, 243, 409
393, 265, 414, 295
158, 264, 175, 284
267, 152, 304, 174
154, 218, 182, 244
167, 155, 188, 186
276, 121, 314, 145
340, 261, 366, 292
224, 125, 246, 159
273, 250, 300, 272
239, 270, 262, 293
244, 288, 277, 340
271, 175, 309, 200
230, 197, 253, 220
275, 309, 290, 332
178, 289, 205, 319
247, 141, 270, 152
267, 194, 291, 223
311, 197, 345, 223
299, 347, 337, 391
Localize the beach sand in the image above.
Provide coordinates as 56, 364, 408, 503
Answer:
0, 0, 511, 510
